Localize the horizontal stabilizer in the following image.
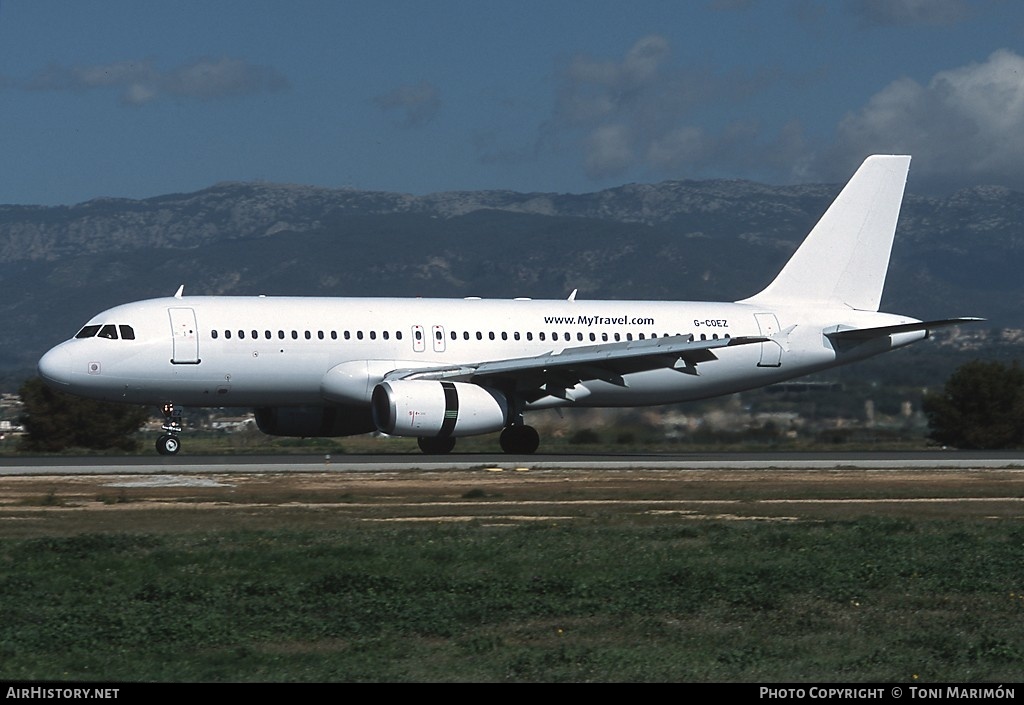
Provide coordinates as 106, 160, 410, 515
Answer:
825, 317, 985, 342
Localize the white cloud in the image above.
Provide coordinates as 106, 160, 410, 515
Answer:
845, 0, 972, 27
584, 125, 635, 179
163, 58, 289, 101
824, 49, 1024, 190
21, 57, 288, 105
373, 81, 441, 128
550, 34, 780, 182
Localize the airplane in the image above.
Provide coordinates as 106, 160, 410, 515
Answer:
37, 155, 980, 455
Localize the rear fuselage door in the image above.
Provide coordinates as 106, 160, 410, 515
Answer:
169, 307, 201, 364
754, 312, 782, 368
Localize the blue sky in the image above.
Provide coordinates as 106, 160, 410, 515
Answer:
3, 0, 1024, 205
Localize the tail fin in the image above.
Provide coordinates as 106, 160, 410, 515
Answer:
739, 155, 911, 311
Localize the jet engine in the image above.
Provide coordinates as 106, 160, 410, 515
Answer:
371, 380, 509, 437
254, 405, 375, 437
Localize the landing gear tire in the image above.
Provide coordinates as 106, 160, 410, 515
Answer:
156, 434, 181, 455
418, 436, 456, 454
500, 425, 540, 454
157, 402, 183, 456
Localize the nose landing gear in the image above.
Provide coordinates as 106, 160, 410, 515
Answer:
156, 402, 182, 455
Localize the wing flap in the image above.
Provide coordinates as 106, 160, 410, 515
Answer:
384, 334, 767, 389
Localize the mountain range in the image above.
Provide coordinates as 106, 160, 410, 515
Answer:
1, 176, 1020, 386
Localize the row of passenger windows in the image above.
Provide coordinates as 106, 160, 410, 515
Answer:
437, 330, 727, 342
75, 324, 136, 340
210, 328, 731, 343
211, 329, 405, 341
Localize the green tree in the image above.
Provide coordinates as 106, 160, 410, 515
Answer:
922, 360, 1024, 449
18, 377, 150, 452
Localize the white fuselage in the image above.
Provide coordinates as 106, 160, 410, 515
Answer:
38, 294, 924, 410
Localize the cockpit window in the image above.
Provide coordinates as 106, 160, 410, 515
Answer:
74, 323, 136, 340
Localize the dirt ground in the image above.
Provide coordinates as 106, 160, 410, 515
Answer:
1, 466, 1022, 536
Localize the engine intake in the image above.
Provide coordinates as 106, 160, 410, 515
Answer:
372, 380, 509, 438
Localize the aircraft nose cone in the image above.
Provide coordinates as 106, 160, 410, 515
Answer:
38, 345, 72, 387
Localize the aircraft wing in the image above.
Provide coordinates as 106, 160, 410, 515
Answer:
383, 334, 767, 399
825, 317, 985, 342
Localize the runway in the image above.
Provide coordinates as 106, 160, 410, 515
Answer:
2, 450, 1024, 475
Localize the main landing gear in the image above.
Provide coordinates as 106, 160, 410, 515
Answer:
156, 402, 182, 455
499, 424, 540, 454
415, 424, 540, 455
417, 436, 456, 454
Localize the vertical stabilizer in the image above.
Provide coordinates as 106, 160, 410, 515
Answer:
739, 155, 911, 311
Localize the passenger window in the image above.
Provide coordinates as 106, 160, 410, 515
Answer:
501, 332, 508, 341
211, 330, 219, 340
238, 330, 245, 339
539, 332, 545, 341
489, 332, 495, 340
602, 333, 608, 342
75, 325, 102, 339
345, 331, 351, 340
265, 331, 272, 339
369, 331, 376, 340
331, 331, 338, 340
119, 325, 136, 340
252, 330, 258, 340
305, 331, 311, 340
98, 324, 118, 339
614, 333, 620, 342
383, 331, 389, 340
463, 331, 470, 340
451, 331, 457, 340
514, 332, 520, 341
526, 332, 533, 341
577, 333, 583, 341
396, 331, 402, 341
291, 331, 298, 340
357, 331, 363, 340
278, 330, 285, 339
318, 331, 325, 340
225, 330, 232, 339
589, 333, 596, 341
476, 332, 482, 340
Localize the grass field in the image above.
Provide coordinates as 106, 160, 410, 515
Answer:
1, 467, 1022, 682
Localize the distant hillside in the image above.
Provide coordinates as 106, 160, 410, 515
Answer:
1, 178, 1021, 384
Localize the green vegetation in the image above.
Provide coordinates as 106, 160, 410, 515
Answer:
17, 377, 150, 452
923, 360, 1024, 449
2, 520, 1023, 682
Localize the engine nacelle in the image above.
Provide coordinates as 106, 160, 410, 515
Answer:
254, 405, 375, 437
371, 380, 509, 438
